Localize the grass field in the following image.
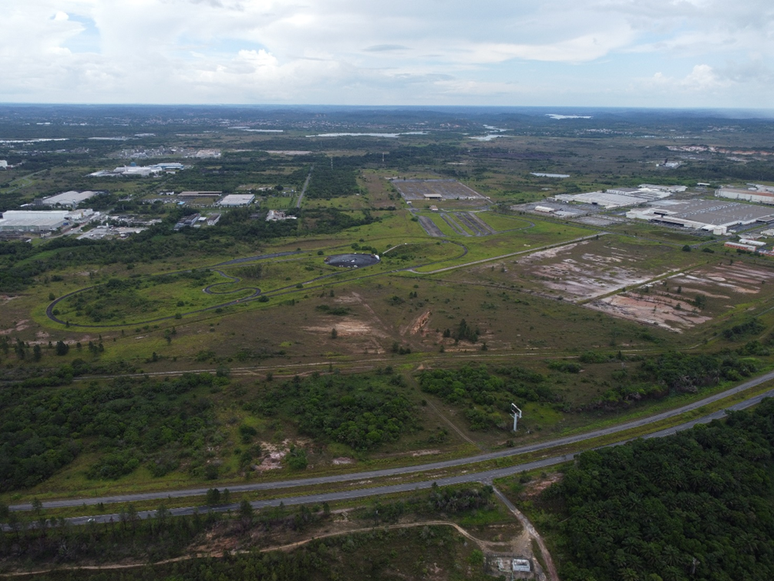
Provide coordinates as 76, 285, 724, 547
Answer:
261, 195, 296, 209
6, 120, 774, 518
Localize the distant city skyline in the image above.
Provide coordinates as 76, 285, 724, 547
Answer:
1, 0, 772, 108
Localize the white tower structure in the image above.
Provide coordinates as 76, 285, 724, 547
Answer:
511, 403, 522, 432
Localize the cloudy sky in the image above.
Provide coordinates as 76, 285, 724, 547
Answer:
1, 0, 772, 108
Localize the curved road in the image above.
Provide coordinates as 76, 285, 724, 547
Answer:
43, 239, 470, 329
44, 251, 301, 328
12, 368, 774, 513
411, 232, 604, 275
42, 211, 561, 330
18, 383, 774, 528
203, 270, 261, 299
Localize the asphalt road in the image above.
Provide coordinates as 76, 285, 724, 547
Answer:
42, 236, 472, 330
44, 251, 301, 328
455, 212, 488, 236
12, 369, 774, 514
417, 215, 445, 237
411, 232, 605, 275
47, 383, 774, 529
440, 213, 469, 236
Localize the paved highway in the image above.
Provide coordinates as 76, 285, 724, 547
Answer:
49, 384, 774, 528
11, 370, 774, 514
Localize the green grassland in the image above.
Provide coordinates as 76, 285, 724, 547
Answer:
5, 116, 774, 515
52, 270, 255, 325
475, 210, 535, 232
411, 219, 594, 273
261, 195, 296, 209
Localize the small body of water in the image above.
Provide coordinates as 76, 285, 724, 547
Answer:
531, 172, 570, 178
546, 114, 592, 120
307, 131, 427, 138
0, 138, 68, 144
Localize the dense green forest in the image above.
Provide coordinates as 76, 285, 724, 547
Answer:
164, 157, 308, 192
543, 398, 774, 581
417, 363, 560, 430
304, 165, 358, 199
246, 371, 418, 451
0, 373, 221, 491
596, 350, 763, 407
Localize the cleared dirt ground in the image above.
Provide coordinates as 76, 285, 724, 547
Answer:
474, 238, 687, 303
589, 261, 774, 332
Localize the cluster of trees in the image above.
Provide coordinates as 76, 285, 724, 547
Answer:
315, 304, 350, 316
0, 499, 332, 574
0, 337, 85, 366
548, 360, 582, 374
671, 159, 774, 183
547, 398, 774, 580
722, 318, 765, 341
249, 373, 417, 451
0, 506, 472, 580
419, 363, 556, 406
305, 161, 358, 199
165, 157, 308, 192
380, 144, 462, 170
299, 207, 376, 234
441, 318, 479, 343
418, 364, 559, 431
0, 373, 219, 490
0, 201, 375, 293
15, 359, 136, 388
597, 350, 761, 406
360, 484, 494, 524
350, 241, 380, 254
0, 219, 212, 292
0, 239, 47, 291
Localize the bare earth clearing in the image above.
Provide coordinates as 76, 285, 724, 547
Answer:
591, 261, 774, 332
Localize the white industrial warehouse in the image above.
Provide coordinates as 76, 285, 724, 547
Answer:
716, 184, 774, 205
627, 200, 774, 235
89, 162, 185, 177
553, 185, 685, 209
218, 194, 255, 207
0, 210, 93, 234
41, 190, 100, 208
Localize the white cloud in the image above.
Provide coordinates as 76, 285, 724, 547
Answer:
646, 64, 731, 92
0, 0, 771, 106
462, 30, 635, 64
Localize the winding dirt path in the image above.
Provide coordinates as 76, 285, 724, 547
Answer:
0, 520, 507, 578
492, 486, 558, 581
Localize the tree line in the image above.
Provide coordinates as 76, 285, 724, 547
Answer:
418, 363, 559, 431
247, 371, 417, 451
0, 373, 220, 491
545, 397, 774, 581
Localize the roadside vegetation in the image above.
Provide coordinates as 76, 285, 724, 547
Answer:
3, 106, 774, 578
0, 484, 502, 580
510, 398, 774, 581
